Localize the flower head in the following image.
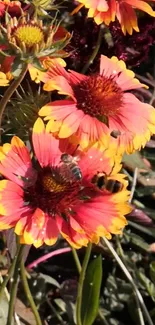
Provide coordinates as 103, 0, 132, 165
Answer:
0, 0, 21, 18
39, 55, 155, 153
73, 0, 155, 35
0, 118, 130, 248
0, 15, 70, 77
14, 23, 44, 47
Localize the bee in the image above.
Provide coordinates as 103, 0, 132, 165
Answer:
60, 153, 82, 180
92, 173, 123, 193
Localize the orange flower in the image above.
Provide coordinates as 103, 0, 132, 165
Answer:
39, 55, 155, 153
0, 118, 130, 248
73, 0, 155, 35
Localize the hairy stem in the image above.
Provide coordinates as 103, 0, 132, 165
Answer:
81, 25, 103, 74
71, 247, 82, 273
20, 258, 42, 325
6, 244, 25, 325
76, 242, 92, 325
0, 244, 21, 299
0, 64, 28, 142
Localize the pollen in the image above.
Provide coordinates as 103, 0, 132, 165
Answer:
73, 75, 123, 120
14, 24, 44, 47
42, 173, 67, 193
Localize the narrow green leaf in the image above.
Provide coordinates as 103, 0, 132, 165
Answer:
138, 271, 155, 301
81, 255, 102, 325
150, 262, 155, 284
39, 273, 60, 288
128, 221, 155, 238
125, 232, 150, 251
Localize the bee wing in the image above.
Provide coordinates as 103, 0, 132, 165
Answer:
59, 163, 73, 181
73, 155, 80, 163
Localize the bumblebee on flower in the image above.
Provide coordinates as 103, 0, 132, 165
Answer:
0, 118, 130, 248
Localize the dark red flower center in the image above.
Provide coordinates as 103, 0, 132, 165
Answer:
73, 75, 123, 122
24, 166, 82, 217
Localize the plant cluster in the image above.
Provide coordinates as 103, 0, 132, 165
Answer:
0, 0, 155, 324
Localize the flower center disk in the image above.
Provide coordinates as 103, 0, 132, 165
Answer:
73, 75, 123, 120
24, 167, 81, 216
13, 24, 44, 47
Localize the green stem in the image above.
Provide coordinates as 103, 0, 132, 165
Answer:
81, 25, 103, 74
76, 242, 92, 325
71, 247, 82, 273
0, 244, 21, 299
6, 244, 25, 325
46, 297, 65, 325
0, 64, 28, 142
101, 237, 154, 325
20, 258, 42, 325
115, 236, 145, 325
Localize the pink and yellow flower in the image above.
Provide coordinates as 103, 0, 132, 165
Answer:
0, 118, 130, 248
73, 0, 155, 35
39, 55, 155, 153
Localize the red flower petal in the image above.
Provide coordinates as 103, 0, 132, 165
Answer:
0, 180, 23, 216
32, 118, 62, 167
0, 136, 36, 187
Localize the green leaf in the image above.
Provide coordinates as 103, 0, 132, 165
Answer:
122, 151, 150, 171
127, 294, 141, 325
11, 59, 25, 77
128, 221, 155, 238
125, 232, 149, 251
32, 58, 47, 71
138, 271, 155, 301
81, 255, 102, 325
39, 273, 60, 288
0, 293, 14, 324
150, 262, 155, 284
54, 298, 67, 312
55, 298, 76, 323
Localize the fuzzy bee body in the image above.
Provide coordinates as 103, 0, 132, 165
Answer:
93, 173, 123, 193
60, 153, 82, 180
